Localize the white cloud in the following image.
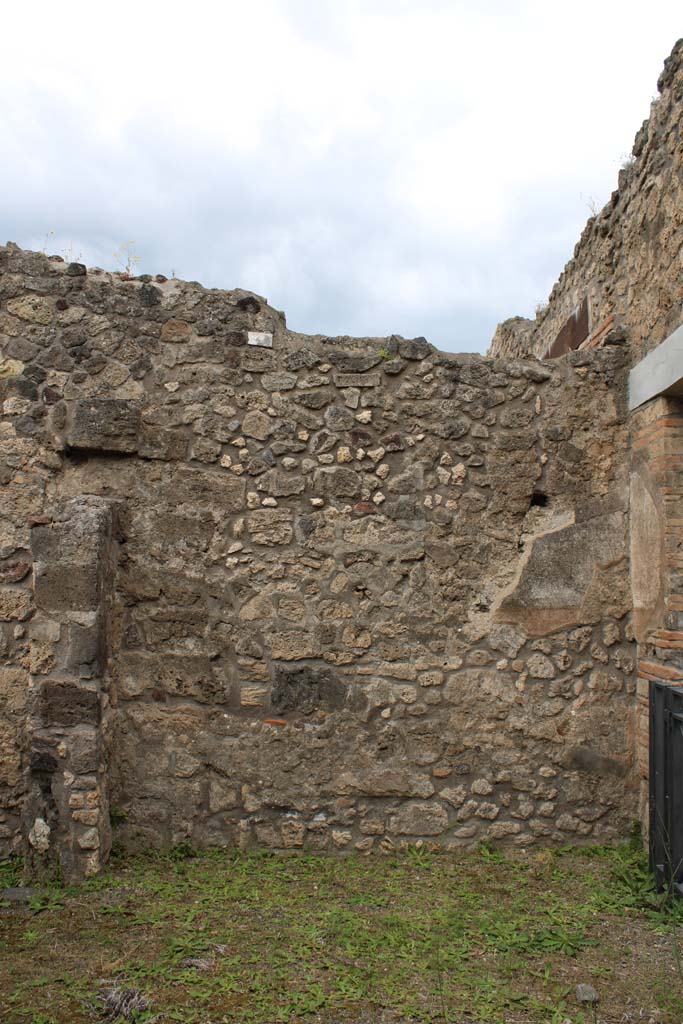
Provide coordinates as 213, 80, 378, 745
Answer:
1, 0, 681, 351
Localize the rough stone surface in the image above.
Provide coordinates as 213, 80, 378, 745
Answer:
7, 46, 683, 876
67, 399, 140, 453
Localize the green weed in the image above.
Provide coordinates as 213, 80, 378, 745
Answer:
0, 843, 681, 1024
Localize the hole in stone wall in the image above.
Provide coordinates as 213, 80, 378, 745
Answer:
63, 446, 138, 463
529, 491, 550, 509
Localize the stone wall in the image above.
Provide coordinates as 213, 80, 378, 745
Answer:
488, 38, 683, 846
0, 242, 639, 875
489, 39, 683, 365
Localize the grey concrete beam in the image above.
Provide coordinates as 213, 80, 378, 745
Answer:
630, 324, 683, 410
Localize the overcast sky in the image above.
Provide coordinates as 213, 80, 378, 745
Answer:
1, 1, 680, 352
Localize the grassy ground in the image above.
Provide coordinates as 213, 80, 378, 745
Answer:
1, 840, 682, 1024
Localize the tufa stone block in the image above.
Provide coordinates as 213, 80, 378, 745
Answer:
389, 801, 449, 835
39, 681, 100, 727
333, 372, 381, 388
66, 399, 140, 453
34, 563, 100, 613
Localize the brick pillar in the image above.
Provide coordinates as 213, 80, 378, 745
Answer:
630, 397, 683, 831
24, 496, 118, 878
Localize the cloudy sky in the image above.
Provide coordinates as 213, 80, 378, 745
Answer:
1, 1, 680, 352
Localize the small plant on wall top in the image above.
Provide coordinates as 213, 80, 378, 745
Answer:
113, 240, 140, 279
41, 229, 55, 255
40, 231, 83, 263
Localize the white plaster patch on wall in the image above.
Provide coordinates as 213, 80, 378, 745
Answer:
247, 331, 273, 348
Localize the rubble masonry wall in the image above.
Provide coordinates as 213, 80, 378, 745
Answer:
0, 243, 638, 875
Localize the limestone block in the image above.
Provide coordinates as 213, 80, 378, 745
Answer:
440, 786, 467, 807
28, 641, 55, 675
240, 686, 268, 707
262, 371, 297, 391
0, 357, 25, 379
313, 466, 361, 498
208, 778, 239, 813
0, 667, 26, 714
248, 508, 293, 545
0, 588, 32, 621
488, 822, 521, 839
279, 596, 306, 621
77, 827, 100, 849
475, 802, 500, 820
239, 592, 275, 621
335, 769, 434, 799
242, 410, 272, 440
526, 653, 556, 679
117, 652, 223, 704
257, 470, 305, 497
72, 810, 99, 826
28, 817, 51, 852
7, 295, 54, 324
281, 820, 306, 847
0, 673, 27, 787
555, 814, 592, 835
389, 801, 449, 835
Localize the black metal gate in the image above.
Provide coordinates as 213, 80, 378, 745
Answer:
650, 680, 683, 893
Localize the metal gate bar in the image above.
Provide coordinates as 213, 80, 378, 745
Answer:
650, 680, 683, 894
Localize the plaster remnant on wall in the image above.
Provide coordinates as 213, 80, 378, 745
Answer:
247, 331, 273, 348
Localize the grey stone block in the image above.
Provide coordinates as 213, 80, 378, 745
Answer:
271, 665, 346, 714
34, 563, 100, 613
